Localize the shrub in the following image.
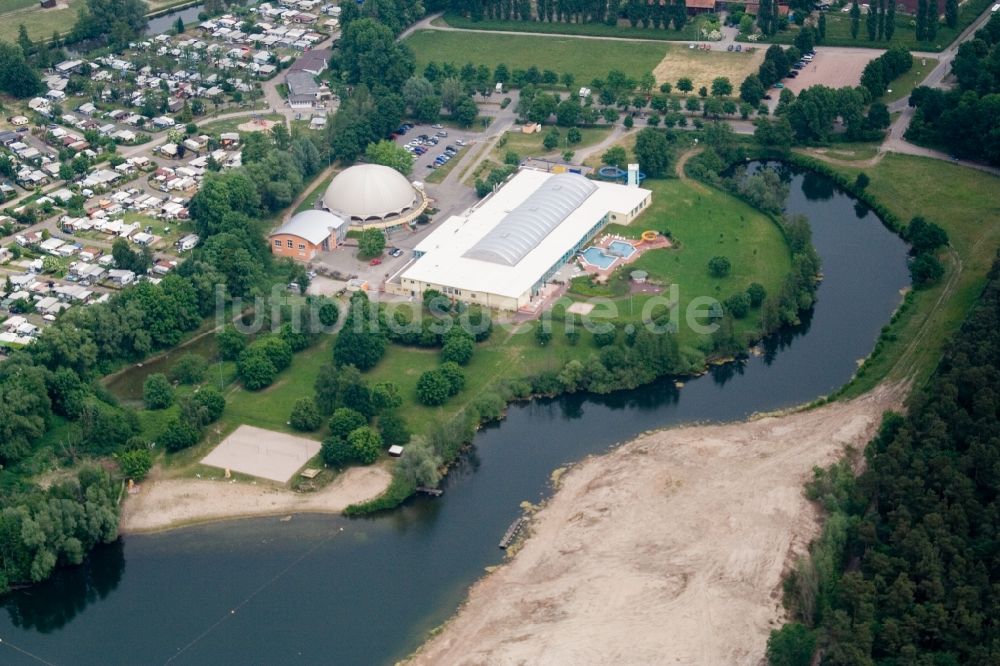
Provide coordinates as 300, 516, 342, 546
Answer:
251, 336, 293, 372
416, 369, 451, 406
328, 407, 367, 439
593, 326, 617, 347
378, 411, 411, 447
159, 418, 201, 452
535, 324, 553, 346
854, 172, 870, 190
441, 329, 475, 365
169, 353, 207, 385
725, 293, 751, 319
357, 228, 386, 258
237, 348, 277, 390
118, 448, 153, 480
910, 252, 944, 288
439, 361, 465, 395
396, 436, 442, 488
347, 426, 383, 464
289, 398, 322, 431
472, 392, 506, 422
143, 373, 174, 410
321, 436, 354, 467
217, 325, 246, 361
708, 255, 732, 278
190, 387, 225, 424
317, 299, 340, 327
371, 382, 403, 412
746, 282, 767, 307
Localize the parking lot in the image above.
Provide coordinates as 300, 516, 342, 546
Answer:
393, 123, 473, 177
782, 46, 879, 96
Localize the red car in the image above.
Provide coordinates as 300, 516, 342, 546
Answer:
369, 258, 382, 266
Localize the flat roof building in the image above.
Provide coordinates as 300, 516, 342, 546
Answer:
398, 169, 651, 311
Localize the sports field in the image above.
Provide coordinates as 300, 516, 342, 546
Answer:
405, 29, 665, 84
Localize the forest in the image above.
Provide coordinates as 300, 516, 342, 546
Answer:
769, 255, 1000, 665
906, 13, 1000, 166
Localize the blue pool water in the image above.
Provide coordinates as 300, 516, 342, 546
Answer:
608, 240, 636, 257
580, 247, 617, 269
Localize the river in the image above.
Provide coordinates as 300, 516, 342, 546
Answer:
0, 163, 910, 665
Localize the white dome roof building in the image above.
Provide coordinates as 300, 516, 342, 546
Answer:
322, 164, 428, 229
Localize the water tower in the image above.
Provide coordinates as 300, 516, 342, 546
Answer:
627, 163, 639, 187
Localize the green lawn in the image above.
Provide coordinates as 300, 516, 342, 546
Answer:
404, 29, 670, 86
768, 0, 993, 52
438, 11, 708, 42
0, 0, 39, 13
0, 0, 82, 43
492, 126, 612, 163
880, 57, 938, 105
603, 177, 792, 344
828, 154, 1000, 397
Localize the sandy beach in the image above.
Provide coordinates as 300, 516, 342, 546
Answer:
119, 465, 392, 533
409, 386, 901, 666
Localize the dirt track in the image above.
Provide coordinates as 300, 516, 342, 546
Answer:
409, 385, 902, 666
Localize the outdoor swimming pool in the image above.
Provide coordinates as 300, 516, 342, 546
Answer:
580, 240, 637, 270
580, 247, 617, 269
608, 240, 636, 257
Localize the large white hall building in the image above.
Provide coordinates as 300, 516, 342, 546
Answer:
396, 169, 651, 311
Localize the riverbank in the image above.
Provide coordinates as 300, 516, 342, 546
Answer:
119, 464, 392, 533
408, 383, 902, 665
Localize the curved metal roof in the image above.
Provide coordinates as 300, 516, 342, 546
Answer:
463, 173, 597, 266
271, 209, 347, 245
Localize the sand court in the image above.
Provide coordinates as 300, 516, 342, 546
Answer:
201, 425, 320, 483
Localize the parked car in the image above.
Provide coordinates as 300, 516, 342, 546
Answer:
388, 247, 404, 257
436, 130, 448, 137
369, 258, 382, 266
431, 123, 443, 129
455, 138, 466, 146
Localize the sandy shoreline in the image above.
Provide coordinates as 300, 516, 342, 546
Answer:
119, 465, 392, 533
409, 386, 902, 666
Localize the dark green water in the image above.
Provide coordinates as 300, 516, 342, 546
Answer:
0, 164, 911, 665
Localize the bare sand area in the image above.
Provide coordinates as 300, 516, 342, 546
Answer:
410, 385, 901, 666
119, 465, 391, 533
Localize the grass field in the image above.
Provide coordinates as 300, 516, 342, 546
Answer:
0, 0, 83, 43
769, 0, 993, 52
405, 29, 670, 87
438, 12, 707, 42
829, 154, 1000, 397
880, 57, 937, 105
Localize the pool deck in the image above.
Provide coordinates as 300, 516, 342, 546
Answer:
578, 233, 671, 277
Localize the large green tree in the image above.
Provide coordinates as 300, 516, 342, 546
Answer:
364, 139, 413, 176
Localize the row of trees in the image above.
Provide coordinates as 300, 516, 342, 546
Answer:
906, 14, 1000, 165
859, 47, 913, 98
444, 0, 690, 31
769, 251, 1000, 666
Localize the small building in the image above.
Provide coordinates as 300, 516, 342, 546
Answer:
269, 209, 348, 261
177, 234, 200, 252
